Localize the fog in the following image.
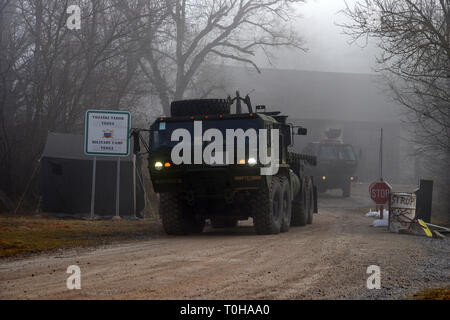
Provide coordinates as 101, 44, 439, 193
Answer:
255, 0, 379, 74
1, 0, 447, 218
217, 0, 413, 185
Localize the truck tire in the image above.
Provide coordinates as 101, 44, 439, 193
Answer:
188, 218, 206, 234
211, 218, 238, 228
171, 99, 230, 117
318, 185, 327, 194
159, 193, 204, 235
342, 181, 351, 198
251, 177, 283, 235
306, 181, 314, 225
280, 178, 292, 233
291, 182, 308, 226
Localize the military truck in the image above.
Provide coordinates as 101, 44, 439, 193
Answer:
302, 129, 357, 198
147, 93, 318, 235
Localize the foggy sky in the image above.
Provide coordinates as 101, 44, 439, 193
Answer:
255, 0, 379, 74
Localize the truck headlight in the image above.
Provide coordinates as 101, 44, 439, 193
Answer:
155, 162, 163, 171
248, 158, 257, 166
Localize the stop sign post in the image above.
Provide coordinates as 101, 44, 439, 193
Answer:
369, 180, 392, 219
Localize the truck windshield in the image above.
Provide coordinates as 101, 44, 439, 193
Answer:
151, 119, 260, 149
319, 145, 356, 161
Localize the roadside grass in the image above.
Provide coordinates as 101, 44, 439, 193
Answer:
410, 286, 450, 300
0, 215, 164, 258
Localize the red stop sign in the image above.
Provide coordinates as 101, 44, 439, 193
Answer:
369, 181, 392, 205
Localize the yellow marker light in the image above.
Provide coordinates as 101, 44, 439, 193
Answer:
239, 159, 246, 165
155, 162, 163, 171
164, 162, 171, 168
322, 176, 327, 180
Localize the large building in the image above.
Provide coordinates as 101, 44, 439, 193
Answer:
216, 67, 416, 184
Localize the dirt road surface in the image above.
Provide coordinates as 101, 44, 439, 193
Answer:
1, 184, 449, 300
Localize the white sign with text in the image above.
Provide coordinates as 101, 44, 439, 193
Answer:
85, 110, 131, 156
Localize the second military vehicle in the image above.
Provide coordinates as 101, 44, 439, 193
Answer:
147, 92, 318, 235
303, 129, 357, 198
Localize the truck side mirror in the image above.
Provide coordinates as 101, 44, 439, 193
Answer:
296, 127, 307, 136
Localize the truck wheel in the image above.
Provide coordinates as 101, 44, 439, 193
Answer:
342, 181, 351, 198
188, 218, 206, 234
318, 185, 327, 194
291, 183, 308, 226
306, 181, 314, 225
159, 193, 204, 235
252, 177, 283, 235
171, 99, 230, 117
280, 178, 292, 233
211, 218, 238, 228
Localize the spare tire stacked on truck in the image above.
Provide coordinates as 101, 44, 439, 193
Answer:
170, 99, 230, 117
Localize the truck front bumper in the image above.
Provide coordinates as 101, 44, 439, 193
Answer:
150, 165, 264, 196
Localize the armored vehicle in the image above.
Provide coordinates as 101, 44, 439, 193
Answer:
147, 92, 318, 235
302, 129, 357, 198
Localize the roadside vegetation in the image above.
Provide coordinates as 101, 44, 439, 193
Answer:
411, 287, 450, 300
0, 215, 163, 258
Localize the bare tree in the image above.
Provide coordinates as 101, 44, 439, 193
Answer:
122, 0, 305, 115
0, 0, 305, 204
342, 0, 450, 215
342, 0, 449, 155
0, 0, 149, 198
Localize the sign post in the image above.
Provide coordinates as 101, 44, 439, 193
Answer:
85, 110, 131, 219
133, 154, 137, 219
115, 157, 121, 219
380, 128, 384, 179
90, 156, 97, 219
368, 128, 391, 220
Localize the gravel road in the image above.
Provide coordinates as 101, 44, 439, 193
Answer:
1, 184, 449, 300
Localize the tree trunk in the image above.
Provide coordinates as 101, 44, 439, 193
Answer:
174, 0, 187, 103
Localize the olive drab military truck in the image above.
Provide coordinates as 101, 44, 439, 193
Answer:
146, 92, 318, 235
302, 129, 358, 198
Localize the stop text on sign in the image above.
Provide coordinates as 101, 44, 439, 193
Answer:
369, 181, 392, 205
371, 189, 390, 199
